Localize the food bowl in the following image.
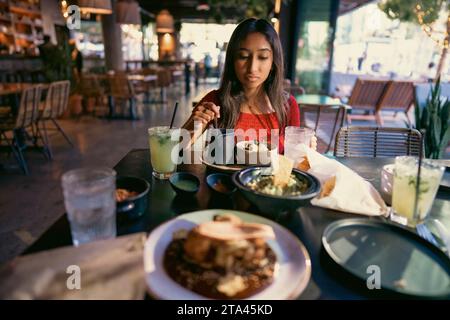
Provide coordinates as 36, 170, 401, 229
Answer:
169, 172, 200, 196
206, 173, 237, 196
235, 141, 277, 165
232, 166, 321, 220
116, 176, 150, 219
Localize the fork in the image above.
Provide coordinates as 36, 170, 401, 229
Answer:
416, 223, 440, 247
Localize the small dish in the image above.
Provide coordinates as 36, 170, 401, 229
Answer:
116, 176, 150, 219
206, 173, 237, 195
169, 172, 200, 196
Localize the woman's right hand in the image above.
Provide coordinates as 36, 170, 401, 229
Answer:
192, 102, 221, 126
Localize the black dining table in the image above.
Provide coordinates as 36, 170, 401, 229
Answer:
22, 149, 450, 299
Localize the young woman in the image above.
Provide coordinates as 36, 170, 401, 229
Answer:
183, 18, 316, 153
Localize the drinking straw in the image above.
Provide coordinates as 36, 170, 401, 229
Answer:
170, 101, 179, 129
413, 133, 424, 221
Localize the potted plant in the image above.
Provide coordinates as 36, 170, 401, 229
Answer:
414, 77, 450, 159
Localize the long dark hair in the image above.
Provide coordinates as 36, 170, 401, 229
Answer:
218, 18, 288, 129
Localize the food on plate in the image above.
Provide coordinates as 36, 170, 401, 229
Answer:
242, 140, 269, 153
246, 173, 309, 197
213, 180, 232, 193
115, 188, 139, 202
296, 157, 311, 171
163, 214, 277, 299
319, 176, 336, 198
235, 140, 273, 165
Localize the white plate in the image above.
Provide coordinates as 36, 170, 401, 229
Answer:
200, 154, 246, 172
144, 209, 312, 300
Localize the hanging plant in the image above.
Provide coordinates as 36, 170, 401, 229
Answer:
207, 0, 278, 23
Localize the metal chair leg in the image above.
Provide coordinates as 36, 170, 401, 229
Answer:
13, 132, 29, 175
39, 120, 53, 160
51, 118, 74, 147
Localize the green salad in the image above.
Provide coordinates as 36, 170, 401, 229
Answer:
246, 174, 308, 196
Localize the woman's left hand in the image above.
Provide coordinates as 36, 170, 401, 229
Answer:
310, 135, 317, 151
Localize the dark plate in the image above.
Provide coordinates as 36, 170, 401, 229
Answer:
322, 218, 450, 298
440, 169, 450, 191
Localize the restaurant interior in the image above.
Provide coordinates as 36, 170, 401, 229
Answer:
0, 0, 449, 300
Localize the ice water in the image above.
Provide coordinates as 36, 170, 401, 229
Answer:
148, 126, 180, 179
391, 157, 444, 226
284, 127, 314, 165
62, 167, 117, 247
65, 188, 116, 246
285, 142, 307, 166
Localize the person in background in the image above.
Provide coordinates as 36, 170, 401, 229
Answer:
38, 35, 61, 82
182, 18, 316, 154
204, 53, 212, 79
69, 39, 83, 83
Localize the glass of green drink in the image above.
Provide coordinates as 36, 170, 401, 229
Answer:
148, 126, 180, 179
391, 156, 444, 227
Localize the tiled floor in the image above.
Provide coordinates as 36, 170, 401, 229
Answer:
0, 84, 415, 264
0, 84, 211, 263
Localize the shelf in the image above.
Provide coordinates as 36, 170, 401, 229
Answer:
10, 6, 41, 17
0, 16, 11, 22
15, 33, 34, 41
14, 20, 33, 26
0, 31, 14, 36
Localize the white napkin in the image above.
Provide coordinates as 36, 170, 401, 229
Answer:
299, 145, 388, 217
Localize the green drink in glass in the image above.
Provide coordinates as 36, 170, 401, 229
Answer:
391, 156, 444, 227
148, 126, 180, 179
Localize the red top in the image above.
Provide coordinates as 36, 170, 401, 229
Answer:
197, 90, 300, 153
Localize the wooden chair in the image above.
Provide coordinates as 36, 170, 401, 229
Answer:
108, 73, 137, 119
375, 81, 415, 126
39, 80, 72, 159
346, 78, 388, 124
288, 85, 306, 96
300, 104, 347, 153
132, 68, 158, 102
334, 126, 422, 158
79, 74, 107, 116
155, 69, 172, 103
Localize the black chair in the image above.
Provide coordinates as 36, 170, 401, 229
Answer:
334, 126, 423, 158
300, 104, 347, 153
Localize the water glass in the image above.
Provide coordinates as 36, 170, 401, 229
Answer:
284, 126, 314, 165
148, 126, 181, 179
391, 156, 445, 227
62, 167, 117, 246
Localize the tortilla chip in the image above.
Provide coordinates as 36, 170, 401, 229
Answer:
320, 176, 336, 198
273, 155, 294, 186
296, 157, 310, 171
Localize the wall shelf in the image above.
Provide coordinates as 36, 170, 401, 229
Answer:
0, 0, 42, 55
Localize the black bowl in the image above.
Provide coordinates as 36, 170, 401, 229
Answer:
206, 173, 237, 196
169, 172, 200, 196
116, 176, 150, 219
232, 166, 321, 220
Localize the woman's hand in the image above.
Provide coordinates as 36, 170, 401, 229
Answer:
192, 102, 221, 127
310, 135, 317, 151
